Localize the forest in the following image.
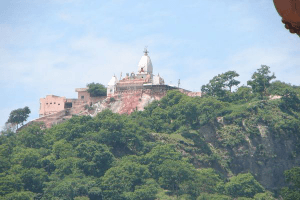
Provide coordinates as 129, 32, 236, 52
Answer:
1, 65, 300, 200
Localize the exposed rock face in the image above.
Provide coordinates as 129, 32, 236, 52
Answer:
196, 122, 300, 191
30, 89, 167, 128
104, 89, 165, 114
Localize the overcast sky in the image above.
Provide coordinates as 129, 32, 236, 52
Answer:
1, 0, 300, 128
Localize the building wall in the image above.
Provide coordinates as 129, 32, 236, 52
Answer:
39, 95, 66, 117
77, 91, 90, 102
153, 76, 164, 85
107, 85, 115, 96
76, 88, 105, 105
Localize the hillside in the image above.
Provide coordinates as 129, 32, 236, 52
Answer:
1, 68, 300, 200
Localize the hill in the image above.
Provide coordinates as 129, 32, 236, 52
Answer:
1, 68, 300, 199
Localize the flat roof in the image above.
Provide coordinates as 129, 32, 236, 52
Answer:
75, 88, 88, 92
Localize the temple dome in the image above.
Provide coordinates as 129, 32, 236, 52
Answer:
108, 75, 118, 86
138, 50, 153, 74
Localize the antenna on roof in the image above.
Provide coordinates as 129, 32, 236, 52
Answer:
144, 46, 149, 55
178, 79, 180, 88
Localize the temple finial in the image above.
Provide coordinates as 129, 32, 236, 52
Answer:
143, 46, 149, 55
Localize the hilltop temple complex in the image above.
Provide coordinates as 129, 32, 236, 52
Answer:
35, 49, 201, 128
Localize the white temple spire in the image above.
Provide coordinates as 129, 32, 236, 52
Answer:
138, 47, 153, 75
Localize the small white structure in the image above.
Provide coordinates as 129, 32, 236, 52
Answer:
107, 75, 118, 96
153, 74, 164, 85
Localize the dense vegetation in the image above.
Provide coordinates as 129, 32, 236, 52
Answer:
87, 82, 107, 97
1, 65, 300, 199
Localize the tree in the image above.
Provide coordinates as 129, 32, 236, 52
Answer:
21, 168, 48, 193
54, 157, 81, 177
233, 86, 255, 103
87, 82, 107, 97
198, 97, 225, 125
6, 106, 31, 129
123, 179, 159, 200
100, 160, 151, 200
157, 160, 195, 193
281, 167, 300, 200
16, 122, 45, 148
76, 141, 115, 177
142, 144, 182, 177
224, 173, 265, 198
247, 65, 276, 98
42, 176, 93, 200
52, 139, 74, 159
179, 168, 223, 197
279, 89, 300, 111
268, 80, 294, 96
0, 173, 23, 196
201, 71, 240, 99
222, 71, 240, 92
11, 147, 41, 168
201, 74, 226, 97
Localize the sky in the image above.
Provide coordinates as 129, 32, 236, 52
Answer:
1, 0, 300, 128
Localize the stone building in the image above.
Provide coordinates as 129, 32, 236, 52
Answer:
39, 89, 103, 118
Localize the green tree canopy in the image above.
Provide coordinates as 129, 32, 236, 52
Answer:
224, 173, 265, 198
222, 70, 241, 92
76, 141, 115, 177
247, 65, 276, 98
233, 86, 255, 103
268, 80, 295, 95
201, 70, 240, 99
100, 160, 152, 200
197, 193, 232, 200
157, 160, 195, 193
279, 89, 300, 111
16, 122, 45, 149
87, 82, 107, 97
6, 106, 31, 129
281, 167, 300, 200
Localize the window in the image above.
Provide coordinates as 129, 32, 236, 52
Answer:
46, 103, 48, 105
64, 102, 72, 109
54, 102, 56, 104
58, 103, 60, 105
50, 102, 52, 104
81, 96, 84, 99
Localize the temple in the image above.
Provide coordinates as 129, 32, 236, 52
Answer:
107, 48, 165, 96
34, 49, 201, 128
